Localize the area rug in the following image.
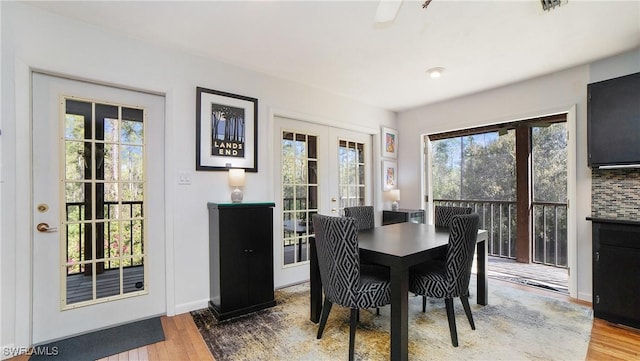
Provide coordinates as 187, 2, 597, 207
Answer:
29, 317, 165, 361
191, 280, 592, 361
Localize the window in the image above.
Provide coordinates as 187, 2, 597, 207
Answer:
63, 98, 147, 307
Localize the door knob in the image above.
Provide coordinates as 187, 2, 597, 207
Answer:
36, 223, 58, 233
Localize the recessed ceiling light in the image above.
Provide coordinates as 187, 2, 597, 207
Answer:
426, 67, 445, 79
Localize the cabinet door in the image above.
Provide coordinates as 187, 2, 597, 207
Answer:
382, 211, 407, 225
588, 73, 640, 166
218, 209, 251, 310
594, 245, 640, 323
246, 207, 275, 305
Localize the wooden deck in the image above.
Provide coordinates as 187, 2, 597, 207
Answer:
67, 266, 144, 304
483, 256, 569, 294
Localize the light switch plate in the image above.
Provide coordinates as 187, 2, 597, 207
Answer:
178, 171, 191, 185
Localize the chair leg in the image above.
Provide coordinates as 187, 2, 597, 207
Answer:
460, 296, 476, 330
422, 296, 427, 312
376, 307, 380, 315
317, 298, 333, 339
445, 298, 459, 347
349, 309, 358, 361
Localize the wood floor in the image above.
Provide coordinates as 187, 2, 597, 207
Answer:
8, 280, 640, 360
7, 313, 213, 361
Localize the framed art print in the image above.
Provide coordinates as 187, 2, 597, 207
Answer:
196, 87, 258, 172
381, 126, 398, 158
382, 160, 397, 190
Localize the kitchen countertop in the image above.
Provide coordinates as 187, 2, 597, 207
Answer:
586, 217, 640, 226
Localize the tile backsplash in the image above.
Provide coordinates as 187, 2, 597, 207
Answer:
592, 168, 640, 220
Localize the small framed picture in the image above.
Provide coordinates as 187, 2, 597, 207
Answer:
382, 160, 397, 190
381, 126, 398, 158
196, 87, 258, 172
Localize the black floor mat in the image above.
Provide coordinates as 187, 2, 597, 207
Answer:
29, 317, 165, 361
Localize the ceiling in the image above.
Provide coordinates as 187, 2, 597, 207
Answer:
26, 0, 640, 112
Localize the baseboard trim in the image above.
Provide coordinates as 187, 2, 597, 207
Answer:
578, 291, 592, 303
174, 299, 209, 315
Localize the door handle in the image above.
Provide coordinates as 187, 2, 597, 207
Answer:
36, 223, 58, 233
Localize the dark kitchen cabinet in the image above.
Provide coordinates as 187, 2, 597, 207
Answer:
382, 209, 425, 225
590, 218, 640, 329
587, 72, 640, 167
208, 202, 276, 321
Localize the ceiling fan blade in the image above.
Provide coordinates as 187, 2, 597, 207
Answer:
374, 0, 403, 23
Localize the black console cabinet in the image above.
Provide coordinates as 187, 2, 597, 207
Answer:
589, 218, 640, 329
382, 209, 425, 225
208, 202, 276, 321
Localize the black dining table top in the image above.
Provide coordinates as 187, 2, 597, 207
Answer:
357, 222, 451, 257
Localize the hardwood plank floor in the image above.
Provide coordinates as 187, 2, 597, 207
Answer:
6, 313, 213, 361
586, 319, 640, 360
7, 281, 640, 360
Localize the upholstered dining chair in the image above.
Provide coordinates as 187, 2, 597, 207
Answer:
432, 206, 473, 262
434, 206, 473, 228
312, 214, 391, 361
343, 205, 383, 316
409, 213, 480, 347
344, 206, 375, 230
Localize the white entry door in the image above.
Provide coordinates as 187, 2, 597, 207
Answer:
32, 73, 166, 344
272, 116, 372, 288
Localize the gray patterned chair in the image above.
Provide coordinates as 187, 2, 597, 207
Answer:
434, 206, 473, 228
409, 213, 480, 347
312, 214, 391, 361
343, 205, 382, 315
432, 206, 473, 262
344, 206, 375, 230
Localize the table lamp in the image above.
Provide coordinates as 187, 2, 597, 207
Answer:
228, 168, 245, 203
389, 189, 400, 211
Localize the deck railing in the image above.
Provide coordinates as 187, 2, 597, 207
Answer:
65, 200, 144, 275
434, 199, 567, 267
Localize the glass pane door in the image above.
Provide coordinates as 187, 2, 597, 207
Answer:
281, 131, 318, 266
273, 116, 372, 287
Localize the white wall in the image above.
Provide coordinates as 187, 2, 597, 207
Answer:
397, 48, 640, 302
0, 2, 395, 352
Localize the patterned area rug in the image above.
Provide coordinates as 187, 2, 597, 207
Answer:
192, 280, 591, 360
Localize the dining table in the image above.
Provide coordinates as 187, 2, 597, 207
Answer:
309, 222, 489, 361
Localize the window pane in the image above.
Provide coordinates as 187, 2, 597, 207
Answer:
104, 118, 119, 142
308, 160, 318, 184
102, 143, 119, 181
121, 119, 144, 145
283, 185, 294, 211
121, 182, 143, 202
65, 114, 86, 141
120, 145, 144, 181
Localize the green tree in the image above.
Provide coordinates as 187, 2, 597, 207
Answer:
533, 123, 567, 202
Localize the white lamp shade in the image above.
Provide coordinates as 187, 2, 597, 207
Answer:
228, 168, 246, 187
389, 189, 400, 201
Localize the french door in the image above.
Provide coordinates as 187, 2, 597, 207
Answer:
273, 116, 372, 288
32, 73, 166, 344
